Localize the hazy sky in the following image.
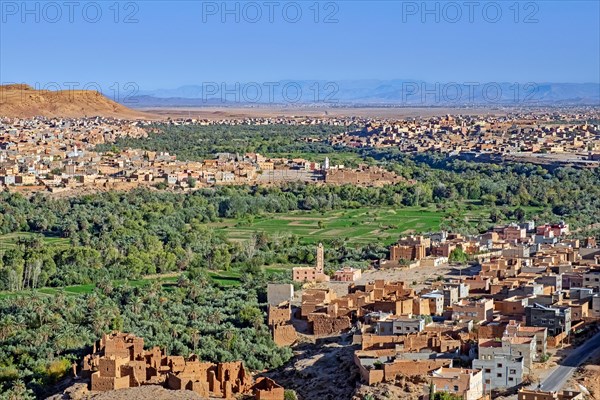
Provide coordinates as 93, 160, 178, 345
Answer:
1, 0, 599, 90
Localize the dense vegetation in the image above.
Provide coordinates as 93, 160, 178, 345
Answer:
0, 275, 292, 398
1, 123, 598, 398
370, 149, 600, 230
96, 123, 354, 161
1, 155, 599, 291
0, 186, 408, 290
99, 123, 600, 230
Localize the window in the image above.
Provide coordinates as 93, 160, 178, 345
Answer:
497, 363, 503, 368
485, 369, 491, 373
497, 373, 502, 378
453, 385, 459, 391
509, 369, 516, 374
509, 377, 514, 382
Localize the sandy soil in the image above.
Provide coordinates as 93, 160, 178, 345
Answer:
567, 352, 600, 400
46, 383, 211, 400
0, 84, 155, 119
138, 106, 506, 120
353, 378, 426, 400
354, 264, 477, 292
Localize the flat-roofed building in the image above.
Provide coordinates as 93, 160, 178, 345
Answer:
430, 368, 484, 400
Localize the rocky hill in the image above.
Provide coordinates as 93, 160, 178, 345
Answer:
0, 84, 154, 119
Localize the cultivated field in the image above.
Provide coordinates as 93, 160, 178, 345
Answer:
0, 232, 70, 250
210, 205, 493, 245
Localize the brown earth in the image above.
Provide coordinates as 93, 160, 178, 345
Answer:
567, 352, 600, 400
263, 342, 360, 400
353, 377, 427, 400
45, 382, 216, 400
0, 84, 155, 119
141, 106, 506, 120
579, 365, 600, 400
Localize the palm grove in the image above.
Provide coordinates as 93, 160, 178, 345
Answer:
0, 124, 599, 398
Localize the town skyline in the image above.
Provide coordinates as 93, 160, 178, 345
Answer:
1, 1, 599, 399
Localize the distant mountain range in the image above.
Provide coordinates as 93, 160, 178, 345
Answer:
126, 80, 600, 107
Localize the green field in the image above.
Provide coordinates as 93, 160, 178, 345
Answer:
210, 205, 493, 245
0, 265, 297, 298
0, 232, 70, 251
208, 271, 243, 287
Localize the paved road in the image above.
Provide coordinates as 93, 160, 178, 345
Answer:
538, 330, 600, 392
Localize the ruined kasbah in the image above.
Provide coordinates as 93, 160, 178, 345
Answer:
79, 331, 284, 399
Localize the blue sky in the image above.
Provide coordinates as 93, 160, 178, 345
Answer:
1, 1, 599, 90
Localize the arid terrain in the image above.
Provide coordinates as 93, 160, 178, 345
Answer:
46, 383, 209, 400
0, 85, 509, 120
567, 353, 600, 400
264, 341, 360, 400
140, 106, 507, 120
0, 84, 154, 119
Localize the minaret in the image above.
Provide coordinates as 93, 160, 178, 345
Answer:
324, 157, 330, 170
316, 243, 324, 273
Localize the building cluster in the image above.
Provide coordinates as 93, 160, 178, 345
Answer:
81, 332, 284, 399
268, 222, 600, 398
330, 111, 600, 168
292, 242, 362, 284
0, 116, 405, 193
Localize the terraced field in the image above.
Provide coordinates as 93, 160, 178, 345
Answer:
211, 206, 474, 245
0, 232, 70, 250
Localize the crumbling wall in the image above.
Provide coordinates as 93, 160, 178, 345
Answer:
268, 305, 291, 326
272, 324, 297, 347
308, 313, 351, 336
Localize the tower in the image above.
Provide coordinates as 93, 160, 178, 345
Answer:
316, 243, 324, 273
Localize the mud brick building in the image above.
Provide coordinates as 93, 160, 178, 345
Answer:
307, 313, 351, 337
166, 359, 250, 398
389, 236, 430, 261
323, 166, 404, 186
292, 243, 329, 283
267, 303, 297, 347
451, 298, 494, 323
333, 266, 362, 282
353, 349, 451, 385
81, 332, 284, 399
300, 288, 337, 318
252, 377, 285, 400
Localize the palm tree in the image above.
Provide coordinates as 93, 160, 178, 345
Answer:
190, 329, 200, 353
131, 297, 143, 314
